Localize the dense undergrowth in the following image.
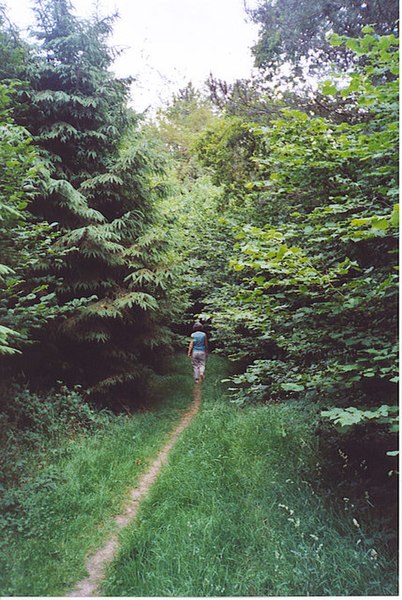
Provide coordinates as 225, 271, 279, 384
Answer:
0, 384, 111, 492
103, 356, 397, 597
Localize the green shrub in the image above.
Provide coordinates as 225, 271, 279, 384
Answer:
0, 384, 111, 488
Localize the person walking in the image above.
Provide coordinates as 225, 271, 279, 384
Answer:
187, 322, 208, 383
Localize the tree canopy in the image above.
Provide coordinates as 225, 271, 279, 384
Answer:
248, 0, 399, 76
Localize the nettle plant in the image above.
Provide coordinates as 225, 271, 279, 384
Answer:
219, 31, 398, 446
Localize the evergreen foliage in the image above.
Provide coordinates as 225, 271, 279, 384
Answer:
1, 0, 178, 403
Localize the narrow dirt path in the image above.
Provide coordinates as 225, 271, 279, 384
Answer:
67, 384, 202, 597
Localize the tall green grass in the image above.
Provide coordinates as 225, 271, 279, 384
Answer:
1, 355, 396, 596
102, 356, 397, 597
0, 357, 194, 596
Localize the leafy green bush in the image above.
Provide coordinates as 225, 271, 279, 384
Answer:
210, 32, 398, 425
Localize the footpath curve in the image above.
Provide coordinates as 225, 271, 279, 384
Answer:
67, 384, 202, 597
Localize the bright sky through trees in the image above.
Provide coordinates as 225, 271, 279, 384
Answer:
3, 0, 259, 111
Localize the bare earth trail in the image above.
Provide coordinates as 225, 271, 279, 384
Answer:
67, 384, 202, 597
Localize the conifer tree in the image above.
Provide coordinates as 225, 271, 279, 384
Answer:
9, 0, 175, 403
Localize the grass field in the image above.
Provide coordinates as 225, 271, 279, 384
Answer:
0, 354, 397, 596
0, 357, 194, 596
102, 356, 398, 597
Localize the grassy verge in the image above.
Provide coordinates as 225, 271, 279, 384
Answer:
0, 356, 194, 596
102, 356, 397, 597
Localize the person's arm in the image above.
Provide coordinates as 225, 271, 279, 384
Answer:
205, 334, 208, 354
187, 340, 194, 358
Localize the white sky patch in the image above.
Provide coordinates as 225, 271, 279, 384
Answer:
3, 0, 260, 112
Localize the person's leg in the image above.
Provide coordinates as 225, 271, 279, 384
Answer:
199, 352, 206, 381
192, 352, 201, 382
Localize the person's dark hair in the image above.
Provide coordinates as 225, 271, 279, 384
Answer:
192, 322, 204, 332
